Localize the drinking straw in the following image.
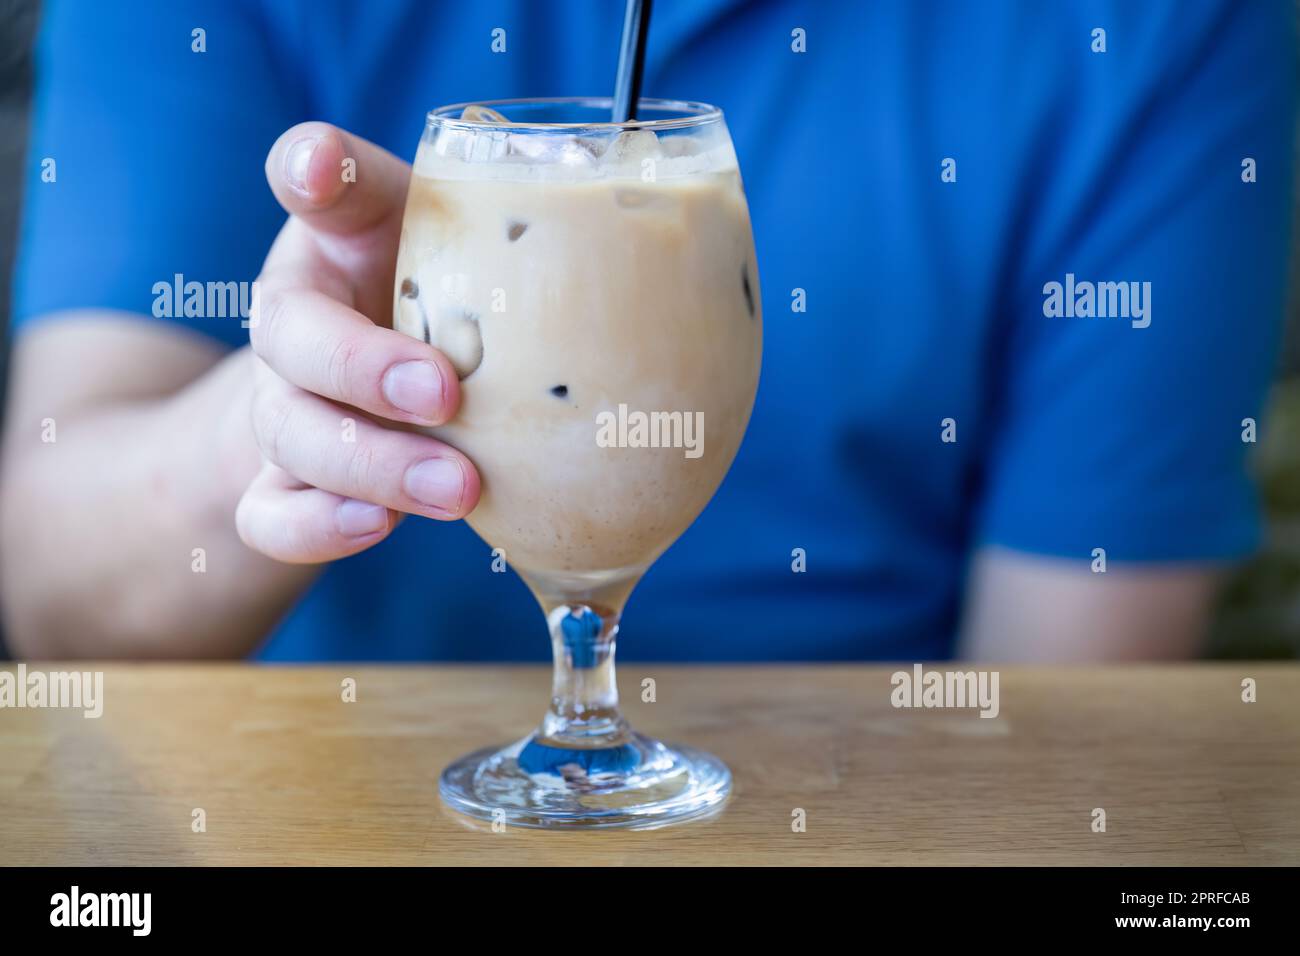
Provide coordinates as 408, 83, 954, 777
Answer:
611, 0, 653, 122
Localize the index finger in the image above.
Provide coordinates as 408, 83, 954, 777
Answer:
265, 122, 410, 237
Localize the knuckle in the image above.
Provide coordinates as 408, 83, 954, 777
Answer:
251, 388, 296, 466
322, 333, 366, 403
236, 480, 320, 563
343, 440, 383, 495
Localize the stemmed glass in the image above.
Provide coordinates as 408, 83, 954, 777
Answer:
394, 97, 762, 827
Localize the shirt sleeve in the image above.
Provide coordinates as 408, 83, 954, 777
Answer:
11, 0, 306, 349
974, 0, 1296, 563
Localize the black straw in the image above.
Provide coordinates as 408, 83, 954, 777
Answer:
612, 0, 653, 122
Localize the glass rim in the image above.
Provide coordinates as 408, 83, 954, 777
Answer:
425, 97, 724, 133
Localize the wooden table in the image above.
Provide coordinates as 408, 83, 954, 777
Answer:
0, 664, 1296, 865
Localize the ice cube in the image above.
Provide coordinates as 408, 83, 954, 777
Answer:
460, 104, 510, 124
556, 138, 600, 167
504, 132, 546, 161
466, 129, 510, 164
659, 133, 702, 158
434, 308, 483, 379
610, 129, 660, 164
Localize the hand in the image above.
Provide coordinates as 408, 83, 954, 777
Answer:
236, 122, 481, 563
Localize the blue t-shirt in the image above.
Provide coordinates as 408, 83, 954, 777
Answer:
12, 0, 1296, 661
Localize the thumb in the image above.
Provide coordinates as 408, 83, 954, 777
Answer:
265, 121, 410, 237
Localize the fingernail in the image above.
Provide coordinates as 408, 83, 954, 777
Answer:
382, 360, 445, 421
404, 458, 465, 513
336, 498, 388, 537
284, 136, 320, 194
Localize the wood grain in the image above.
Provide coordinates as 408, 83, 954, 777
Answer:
0, 664, 1295, 865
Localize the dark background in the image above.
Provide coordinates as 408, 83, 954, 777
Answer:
1, 0, 1297, 658
0, 0, 38, 407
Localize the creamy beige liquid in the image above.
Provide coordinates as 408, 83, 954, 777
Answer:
394, 133, 761, 609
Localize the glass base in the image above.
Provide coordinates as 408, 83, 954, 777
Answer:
439, 731, 731, 829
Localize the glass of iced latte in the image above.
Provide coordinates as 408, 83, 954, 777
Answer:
395, 98, 761, 828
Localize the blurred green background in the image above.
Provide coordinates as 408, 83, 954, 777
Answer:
1209, 374, 1300, 658
0, 1, 1296, 658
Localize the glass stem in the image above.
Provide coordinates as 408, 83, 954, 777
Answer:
539, 602, 630, 748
